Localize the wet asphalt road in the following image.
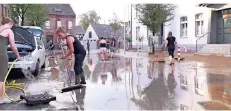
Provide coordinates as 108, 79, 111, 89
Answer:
1, 51, 231, 110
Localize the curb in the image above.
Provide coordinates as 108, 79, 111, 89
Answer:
195, 53, 231, 57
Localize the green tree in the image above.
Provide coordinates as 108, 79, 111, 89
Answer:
136, 4, 175, 53
79, 10, 101, 31
10, 4, 32, 26
109, 13, 122, 38
25, 4, 49, 27
10, 4, 48, 27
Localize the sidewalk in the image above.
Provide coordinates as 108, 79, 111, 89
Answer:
116, 50, 149, 58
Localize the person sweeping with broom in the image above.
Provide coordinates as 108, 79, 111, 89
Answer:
165, 31, 177, 65
56, 27, 86, 85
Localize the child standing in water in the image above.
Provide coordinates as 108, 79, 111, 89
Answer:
56, 27, 86, 85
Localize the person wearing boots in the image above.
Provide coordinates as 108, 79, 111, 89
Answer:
56, 27, 86, 85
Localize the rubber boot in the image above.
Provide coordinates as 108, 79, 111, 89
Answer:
80, 74, 86, 84
75, 75, 80, 85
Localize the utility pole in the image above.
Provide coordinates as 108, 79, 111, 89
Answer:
130, 4, 133, 49
124, 4, 126, 54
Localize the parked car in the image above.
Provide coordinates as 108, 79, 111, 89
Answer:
21, 26, 46, 47
7, 26, 46, 77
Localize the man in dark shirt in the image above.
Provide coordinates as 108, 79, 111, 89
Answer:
56, 27, 86, 85
165, 31, 177, 65
110, 38, 116, 57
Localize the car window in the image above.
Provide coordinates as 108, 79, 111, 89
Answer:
28, 28, 43, 37
36, 38, 43, 47
11, 27, 35, 45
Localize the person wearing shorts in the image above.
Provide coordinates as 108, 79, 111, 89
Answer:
165, 31, 177, 65
105, 39, 110, 54
99, 37, 107, 52
110, 38, 116, 57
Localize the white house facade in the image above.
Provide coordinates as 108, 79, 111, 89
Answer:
163, 5, 212, 51
129, 5, 153, 48
82, 24, 99, 49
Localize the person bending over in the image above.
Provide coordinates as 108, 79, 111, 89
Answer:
0, 17, 21, 101
56, 27, 86, 84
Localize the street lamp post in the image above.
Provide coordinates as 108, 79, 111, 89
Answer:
124, 4, 126, 54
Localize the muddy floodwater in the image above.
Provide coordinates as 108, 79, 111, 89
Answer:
1, 52, 231, 110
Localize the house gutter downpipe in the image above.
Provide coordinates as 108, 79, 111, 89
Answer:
124, 4, 126, 54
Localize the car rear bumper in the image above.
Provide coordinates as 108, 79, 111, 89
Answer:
8, 61, 36, 71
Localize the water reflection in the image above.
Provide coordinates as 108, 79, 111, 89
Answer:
74, 86, 86, 110
131, 64, 178, 110
166, 65, 176, 99
4, 54, 231, 110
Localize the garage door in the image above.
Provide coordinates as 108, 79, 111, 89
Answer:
83, 39, 98, 49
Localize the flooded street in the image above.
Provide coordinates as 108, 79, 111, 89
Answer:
1, 51, 231, 110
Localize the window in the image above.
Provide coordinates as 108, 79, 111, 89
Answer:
0, 5, 2, 20
45, 21, 50, 29
4, 6, 7, 17
1, 5, 4, 17
36, 38, 43, 47
180, 74, 188, 91
180, 16, 187, 37
89, 31, 92, 38
136, 26, 140, 40
180, 104, 189, 110
55, 8, 62, 12
68, 21, 72, 29
57, 21, 62, 28
195, 13, 204, 36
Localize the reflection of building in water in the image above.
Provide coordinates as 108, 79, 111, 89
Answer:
195, 76, 205, 96
147, 61, 155, 79
207, 74, 231, 104
180, 74, 188, 91
75, 86, 86, 110
50, 67, 59, 81
100, 73, 108, 85
180, 104, 189, 110
174, 63, 210, 110
83, 64, 91, 79
223, 76, 231, 103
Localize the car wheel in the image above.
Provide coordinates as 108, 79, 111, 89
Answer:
41, 60, 46, 69
32, 60, 40, 76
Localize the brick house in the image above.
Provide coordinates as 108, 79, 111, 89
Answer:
0, 4, 10, 25
44, 4, 76, 44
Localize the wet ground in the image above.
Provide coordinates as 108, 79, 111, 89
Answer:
1, 51, 231, 110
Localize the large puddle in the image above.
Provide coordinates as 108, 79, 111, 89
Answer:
1, 53, 231, 110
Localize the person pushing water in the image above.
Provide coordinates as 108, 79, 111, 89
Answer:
56, 27, 86, 85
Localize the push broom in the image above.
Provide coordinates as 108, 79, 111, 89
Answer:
59, 42, 85, 93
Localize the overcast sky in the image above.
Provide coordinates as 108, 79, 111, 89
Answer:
70, 2, 200, 26
71, 1, 127, 25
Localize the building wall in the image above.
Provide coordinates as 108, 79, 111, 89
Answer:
163, 5, 212, 51
130, 5, 151, 47
82, 24, 99, 49
0, 4, 10, 25
44, 14, 76, 44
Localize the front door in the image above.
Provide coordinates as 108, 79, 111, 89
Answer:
224, 17, 231, 43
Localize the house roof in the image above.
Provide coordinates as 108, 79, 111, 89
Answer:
76, 26, 85, 35
197, 4, 227, 10
46, 4, 76, 17
91, 24, 124, 39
